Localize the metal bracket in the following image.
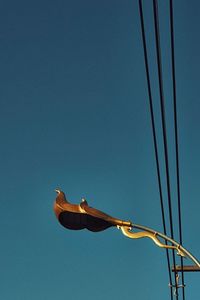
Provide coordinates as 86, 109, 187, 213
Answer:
169, 274, 185, 297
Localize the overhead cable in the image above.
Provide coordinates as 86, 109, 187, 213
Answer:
169, 0, 185, 299
138, 1, 173, 298
152, 0, 178, 298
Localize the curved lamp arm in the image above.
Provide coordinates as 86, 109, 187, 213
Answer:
119, 223, 200, 268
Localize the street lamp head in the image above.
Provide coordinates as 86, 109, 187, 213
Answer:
53, 190, 131, 232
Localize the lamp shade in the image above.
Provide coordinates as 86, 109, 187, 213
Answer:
54, 190, 131, 232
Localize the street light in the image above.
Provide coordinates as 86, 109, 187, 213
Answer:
54, 189, 200, 270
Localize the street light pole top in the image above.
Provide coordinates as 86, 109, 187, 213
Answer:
53, 189, 131, 232
53, 190, 200, 268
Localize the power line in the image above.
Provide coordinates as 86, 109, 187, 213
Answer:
169, 0, 185, 299
138, 1, 173, 298
152, 0, 179, 298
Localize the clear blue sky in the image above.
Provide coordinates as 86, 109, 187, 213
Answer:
1, 0, 200, 299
